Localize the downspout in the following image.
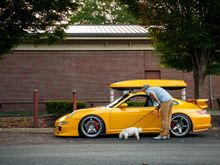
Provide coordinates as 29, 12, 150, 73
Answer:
209, 75, 213, 109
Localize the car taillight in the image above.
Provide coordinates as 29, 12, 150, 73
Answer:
196, 110, 209, 115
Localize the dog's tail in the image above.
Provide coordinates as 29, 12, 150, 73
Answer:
138, 127, 143, 133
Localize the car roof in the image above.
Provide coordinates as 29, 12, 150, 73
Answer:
110, 79, 187, 90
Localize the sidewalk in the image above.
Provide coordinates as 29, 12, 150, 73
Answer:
0, 111, 219, 134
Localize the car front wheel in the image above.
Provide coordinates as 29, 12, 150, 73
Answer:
79, 115, 105, 138
170, 114, 191, 137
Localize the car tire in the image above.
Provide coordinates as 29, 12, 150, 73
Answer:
79, 115, 105, 138
170, 114, 192, 137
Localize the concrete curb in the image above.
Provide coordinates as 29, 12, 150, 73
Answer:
0, 128, 54, 133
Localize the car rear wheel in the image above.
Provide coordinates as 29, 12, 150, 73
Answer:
79, 115, 104, 138
170, 114, 191, 137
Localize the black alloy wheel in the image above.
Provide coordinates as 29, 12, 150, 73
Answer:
79, 115, 105, 138
170, 114, 192, 137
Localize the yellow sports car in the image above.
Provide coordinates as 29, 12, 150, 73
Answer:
54, 80, 212, 138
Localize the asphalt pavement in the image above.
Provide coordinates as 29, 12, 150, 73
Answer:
0, 129, 220, 165
0, 111, 219, 165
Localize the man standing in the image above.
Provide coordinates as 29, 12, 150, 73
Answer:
143, 85, 173, 140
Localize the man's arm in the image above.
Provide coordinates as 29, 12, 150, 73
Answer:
149, 91, 160, 104
149, 91, 161, 113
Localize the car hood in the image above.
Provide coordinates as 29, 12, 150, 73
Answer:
56, 106, 109, 121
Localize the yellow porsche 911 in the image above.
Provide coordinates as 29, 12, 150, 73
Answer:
54, 80, 212, 138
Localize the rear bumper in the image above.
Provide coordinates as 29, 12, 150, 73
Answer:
191, 113, 212, 132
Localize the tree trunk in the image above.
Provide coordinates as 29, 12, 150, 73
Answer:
191, 48, 211, 99
193, 66, 206, 99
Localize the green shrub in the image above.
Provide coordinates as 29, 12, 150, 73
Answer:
127, 102, 145, 107
46, 101, 87, 117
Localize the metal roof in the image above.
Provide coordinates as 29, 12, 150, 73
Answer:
65, 25, 149, 37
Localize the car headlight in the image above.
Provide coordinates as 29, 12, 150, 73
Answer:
58, 121, 68, 125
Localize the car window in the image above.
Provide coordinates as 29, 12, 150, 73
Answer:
106, 94, 129, 108
125, 95, 157, 107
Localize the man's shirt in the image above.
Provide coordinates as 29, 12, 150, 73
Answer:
145, 87, 172, 103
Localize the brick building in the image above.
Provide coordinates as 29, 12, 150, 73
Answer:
0, 25, 219, 112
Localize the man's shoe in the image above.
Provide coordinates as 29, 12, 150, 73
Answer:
153, 135, 168, 140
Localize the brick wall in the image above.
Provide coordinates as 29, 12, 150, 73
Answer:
0, 50, 219, 111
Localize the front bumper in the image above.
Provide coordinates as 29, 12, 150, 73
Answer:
54, 124, 79, 136
54, 115, 80, 137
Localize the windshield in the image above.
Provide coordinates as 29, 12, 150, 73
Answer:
105, 94, 129, 108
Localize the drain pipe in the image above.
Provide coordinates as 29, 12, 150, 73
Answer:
209, 75, 213, 109
33, 89, 39, 128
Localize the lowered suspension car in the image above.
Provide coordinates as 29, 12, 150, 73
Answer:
55, 80, 211, 138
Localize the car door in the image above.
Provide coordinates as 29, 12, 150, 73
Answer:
110, 94, 160, 132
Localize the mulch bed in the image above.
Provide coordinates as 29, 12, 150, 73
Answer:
0, 116, 56, 128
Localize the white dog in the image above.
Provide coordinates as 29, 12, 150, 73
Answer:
119, 127, 142, 140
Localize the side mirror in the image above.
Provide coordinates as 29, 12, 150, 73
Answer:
119, 103, 128, 108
